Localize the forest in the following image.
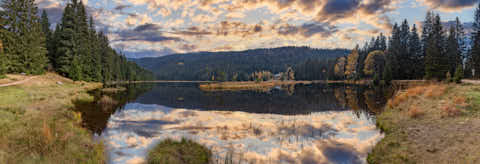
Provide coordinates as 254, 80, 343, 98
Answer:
328, 9, 480, 84
0, 0, 154, 82
132, 47, 350, 81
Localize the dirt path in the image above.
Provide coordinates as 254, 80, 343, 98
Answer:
462, 79, 480, 85
0, 76, 37, 87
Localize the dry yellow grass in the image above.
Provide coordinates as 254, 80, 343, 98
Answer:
199, 81, 311, 91
424, 84, 447, 98
369, 84, 480, 164
407, 105, 424, 118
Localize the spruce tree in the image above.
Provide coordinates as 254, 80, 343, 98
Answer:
471, 3, 480, 79
74, 1, 90, 81
446, 26, 460, 75
40, 10, 55, 70
455, 17, 467, 65
56, 4, 76, 78
409, 24, 423, 79
0, 39, 6, 78
388, 23, 401, 79
1, 0, 48, 74
425, 14, 448, 80
88, 16, 103, 81
0, 11, 11, 77
383, 60, 393, 84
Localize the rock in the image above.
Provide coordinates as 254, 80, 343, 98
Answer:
56, 81, 63, 85
21, 72, 26, 75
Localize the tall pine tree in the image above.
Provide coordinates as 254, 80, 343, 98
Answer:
409, 24, 423, 79
425, 14, 448, 80
471, 3, 480, 79
1, 0, 48, 74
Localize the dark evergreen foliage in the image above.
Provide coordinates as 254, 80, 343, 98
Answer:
0, 0, 153, 82
472, 3, 480, 79
1, 0, 48, 74
133, 47, 349, 81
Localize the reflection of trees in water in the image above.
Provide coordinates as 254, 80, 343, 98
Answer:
332, 85, 396, 121
72, 83, 154, 134
131, 83, 394, 116
363, 86, 395, 114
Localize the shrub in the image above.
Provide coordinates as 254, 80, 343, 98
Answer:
441, 104, 462, 117
147, 138, 212, 164
406, 86, 426, 97
408, 105, 424, 118
424, 85, 447, 98
453, 65, 464, 84
453, 96, 467, 107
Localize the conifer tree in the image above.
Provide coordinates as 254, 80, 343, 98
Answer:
409, 24, 423, 79
0, 11, 11, 78
56, 3, 76, 78
40, 10, 55, 69
88, 16, 103, 81
388, 23, 401, 79
471, 3, 480, 79
455, 17, 467, 64
1, 0, 48, 74
425, 14, 448, 80
446, 26, 460, 75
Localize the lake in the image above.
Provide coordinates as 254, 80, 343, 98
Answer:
76, 83, 395, 164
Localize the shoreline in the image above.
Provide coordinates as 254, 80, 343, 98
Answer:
368, 83, 480, 163
0, 73, 105, 163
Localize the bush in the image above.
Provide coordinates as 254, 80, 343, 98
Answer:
147, 138, 212, 164
453, 65, 464, 84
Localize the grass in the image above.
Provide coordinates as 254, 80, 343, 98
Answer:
368, 84, 480, 164
0, 73, 105, 164
199, 80, 311, 91
147, 138, 212, 164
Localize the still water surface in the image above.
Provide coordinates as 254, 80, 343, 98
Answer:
79, 83, 394, 164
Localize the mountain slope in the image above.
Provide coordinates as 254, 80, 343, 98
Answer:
132, 46, 350, 80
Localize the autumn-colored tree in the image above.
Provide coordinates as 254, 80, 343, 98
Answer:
363, 50, 386, 77
345, 46, 360, 79
286, 67, 294, 80
334, 57, 346, 79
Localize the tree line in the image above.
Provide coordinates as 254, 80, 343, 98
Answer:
298, 6, 480, 83
0, 0, 154, 82
133, 47, 349, 81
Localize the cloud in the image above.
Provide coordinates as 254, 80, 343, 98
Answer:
112, 24, 182, 43
417, 0, 479, 12
134, 23, 162, 32
277, 22, 337, 38
114, 4, 133, 10
122, 48, 177, 58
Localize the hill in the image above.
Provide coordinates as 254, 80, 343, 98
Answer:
131, 46, 350, 81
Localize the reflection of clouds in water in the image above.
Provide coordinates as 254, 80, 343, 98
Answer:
102, 103, 383, 164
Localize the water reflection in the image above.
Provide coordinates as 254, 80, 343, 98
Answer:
103, 106, 382, 164
78, 83, 394, 164
133, 83, 393, 115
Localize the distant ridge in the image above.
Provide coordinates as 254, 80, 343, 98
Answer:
131, 46, 350, 80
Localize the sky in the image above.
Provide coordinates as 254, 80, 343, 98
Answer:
36, 0, 480, 58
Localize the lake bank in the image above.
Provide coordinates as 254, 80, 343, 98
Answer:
0, 73, 105, 163
368, 84, 480, 163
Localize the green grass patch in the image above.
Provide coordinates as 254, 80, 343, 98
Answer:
0, 74, 104, 163
147, 138, 212, 164
467, 89, 480, 111
0, 108, 104, 164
